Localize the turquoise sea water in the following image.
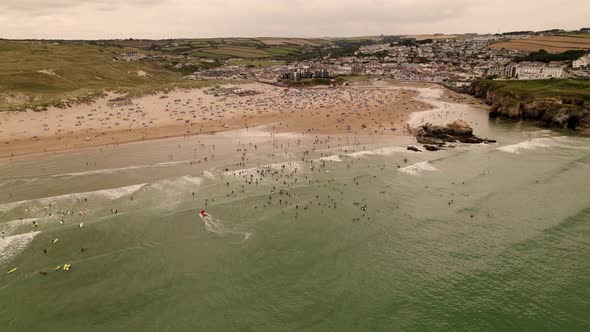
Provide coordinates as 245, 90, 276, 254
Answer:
1, 105, 589, 331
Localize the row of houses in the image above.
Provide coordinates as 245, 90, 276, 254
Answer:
278, 64, 369, 81
280, 68, 330, 81
115, 51, 146, 62
491, 61, 565, 79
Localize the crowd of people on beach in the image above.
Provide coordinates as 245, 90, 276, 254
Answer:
0, 82, 432, 158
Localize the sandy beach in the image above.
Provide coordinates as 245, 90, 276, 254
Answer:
0, 80, 480, 159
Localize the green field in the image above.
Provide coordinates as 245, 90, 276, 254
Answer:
187, 51, 232, 60
0, 41, 224, 111
228, 59, 286, 67
199, 47, 274, 58
477, 79, 590, 101
135, 37, 330, 60
568, 33, 590, 39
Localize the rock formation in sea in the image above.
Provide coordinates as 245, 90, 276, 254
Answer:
414, 120, 496, 151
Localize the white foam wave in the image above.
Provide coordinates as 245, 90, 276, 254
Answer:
319, 155, 343, 162
0, 231, 40, 263
399, 161, 438, 176
346, 146, 409, 158
181, 176, 203, 186
147, 176, 202, 192
51, 160, 192, 177
0, 218, 38, 237
497, 137, 559, 154
0, 183, 145, 213
347, 150, 376, 158
202, 170, 216, 180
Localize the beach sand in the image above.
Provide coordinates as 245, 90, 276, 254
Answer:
0, 80, 473, 158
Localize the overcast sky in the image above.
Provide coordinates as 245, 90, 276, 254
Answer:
1, 0, 588, 39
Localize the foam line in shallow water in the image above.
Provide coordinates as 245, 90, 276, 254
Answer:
0, 175, 203, 215
497, 137, 557, 154
50, 160, 192, 178
149, 175, 202, 188
345, 146, 410, 158
202, 170, 216, 180
318, 155, 343, 162
496, 136, 588, 154
0, 218, 38, 237
313, 146, 412, 163
399, 161, 438, 176
0, 231, 40, 264
0, 183, 146, 213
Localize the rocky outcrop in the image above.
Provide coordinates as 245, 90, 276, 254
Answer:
423, 145, 442, 151
415, 120, 495, 151
469, 81, 590, 133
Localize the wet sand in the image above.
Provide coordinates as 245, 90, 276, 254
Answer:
0, 80, 473, 159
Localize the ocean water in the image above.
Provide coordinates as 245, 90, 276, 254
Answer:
1, 109, 590, 330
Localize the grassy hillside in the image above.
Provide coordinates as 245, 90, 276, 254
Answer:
0, 41, 218, 111
474, 79, 590, 101
228, 59, 286, 67
107, 38, 332, 61
567, 33, 590, 39
0, 36, 382, 111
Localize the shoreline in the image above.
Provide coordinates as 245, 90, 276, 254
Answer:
0, 80, 486, 160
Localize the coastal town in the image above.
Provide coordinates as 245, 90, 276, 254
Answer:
2, 28, 589, 156
109, 30, 590, 88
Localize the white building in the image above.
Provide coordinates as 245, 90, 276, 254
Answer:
573, 54, 590, 69
542, 62, 565, 78
117, 51, 145, 62
334, 65, 352, 75
503, 61, 564, 79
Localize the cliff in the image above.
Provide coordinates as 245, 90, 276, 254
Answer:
468, 80, 590, 134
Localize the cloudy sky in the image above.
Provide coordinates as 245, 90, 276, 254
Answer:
1, 0, 588, 39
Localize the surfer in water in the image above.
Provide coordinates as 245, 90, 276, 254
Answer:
197, 209, 251, 242
199, 210, 210, 219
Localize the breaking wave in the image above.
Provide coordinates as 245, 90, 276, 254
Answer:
497, 138, 556, 154
0, 183, 146, 213
0, 218, 38, 237
50, 160, 192, 178
346, 146, 409, 158
0, 174, 204, 216
399, 161, 438, 176
0, 231, 40, 264
497, 136, 586, 154
202, 170, 216, 180
318, 155, 343, 162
